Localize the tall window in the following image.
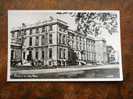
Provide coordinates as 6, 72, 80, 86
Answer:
35, 36, 39, 46
23, 52, 25, 59
11, 32, 15, 38
27, 51, 32, 61
59, 33, 61, 44
41, 35, 45, 45
49, 34, 52, 44
11, 50, 14, 60
45, 33, 48, 44
49, 48, 52, 59
49, 25, 52, 31
36, 27, 39, 33
42, 50, 44, 59
63, 49, 65, 59
29, 37, 32, 46
17, 30, 21, 38
36, 51, 38, 59
42, 26, 46, 32
29, 28, 32, 35
62, 35, 65, 44
59, 48, 62, 59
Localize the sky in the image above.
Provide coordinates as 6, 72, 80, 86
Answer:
8, 10, 121, 52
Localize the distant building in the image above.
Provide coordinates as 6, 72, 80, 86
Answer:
10, 18, 109, 67
95, 38, 107, 64
106, 46, 119, 64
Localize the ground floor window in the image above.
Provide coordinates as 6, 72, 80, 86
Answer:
36, 51, 38, 60
27, 51, 32, 61
11, 50, 14, 60
49, 48, 52, 59
23, 52, 25, 59
49, 61, 51, 65
63, 49, 65, 59
42, 50, 44, 59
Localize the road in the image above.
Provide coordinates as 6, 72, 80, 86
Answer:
10, 64, 121, 79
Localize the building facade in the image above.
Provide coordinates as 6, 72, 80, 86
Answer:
95, 38, 108, 64
10, 18, 108, 67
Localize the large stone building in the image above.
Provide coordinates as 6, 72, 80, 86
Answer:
10, 18, 108, 66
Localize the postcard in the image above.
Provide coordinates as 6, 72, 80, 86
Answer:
7, 10, 123, 81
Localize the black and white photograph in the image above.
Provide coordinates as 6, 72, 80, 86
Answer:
8, 10, 123, 81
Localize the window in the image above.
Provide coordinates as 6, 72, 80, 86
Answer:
42, 26, 46, 32
29, 37, 32, 46
45, 33, 48, 44
23, 29, 26, 35
62, 35, 65, 44
59, 33, 62, 44
11, 50, 14, 60
29, 28, 32, 35
41, 35, 45, 45
49, 61, 51, 65
36, 51, 38, 59
23, 52, 25, 59
36, 27, 39, 33
49, 48, 52, 59
27, 51, 32, 61
17, 30, 22, 38
11, 32, 15, 38
59, 48, 62, 59
49, 34, 52, 44
42, 50, 44, 59
49, 25, 52, 31
35, 36, 39, 46
63, 49, 65, 59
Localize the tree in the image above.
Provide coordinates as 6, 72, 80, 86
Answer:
67, 48, 78, 65
57, 12, 118, 36
75, 12, 118, 36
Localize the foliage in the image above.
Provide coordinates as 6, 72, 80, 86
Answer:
57, 12, 118, 36
67, 48, 78, 65
75, 12, 118, 36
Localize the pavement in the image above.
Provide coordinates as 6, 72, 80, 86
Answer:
11, 64, 120, 75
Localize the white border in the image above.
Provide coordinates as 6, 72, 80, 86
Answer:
7, 10, 123, 82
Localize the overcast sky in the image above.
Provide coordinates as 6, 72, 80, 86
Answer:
8, 10, 121, 52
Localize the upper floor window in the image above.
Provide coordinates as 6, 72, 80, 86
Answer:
29, 37, 32, 46
36, 27, 39, 33
49, 34, 52, 44
42, 26, 45, 32
35, 36, 39, 46
49, 25, 53, 31
62, 35, 66, 44
11, 32, 15, 38
41, 35, 45, 45
59, 33, 62, 44
29, 28, 32, 35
